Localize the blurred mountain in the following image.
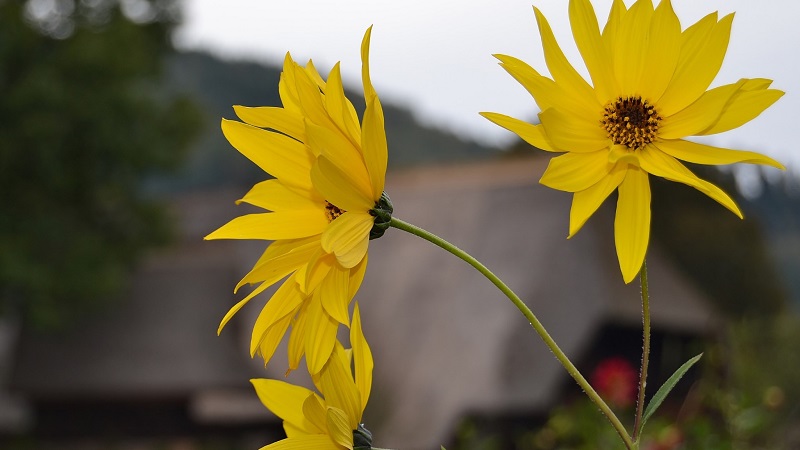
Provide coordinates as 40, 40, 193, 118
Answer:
151, 51, 499, 192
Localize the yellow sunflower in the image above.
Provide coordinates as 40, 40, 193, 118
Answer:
205, 27, 390, 374
252, 304, 374, 450
482, 0, 784, 283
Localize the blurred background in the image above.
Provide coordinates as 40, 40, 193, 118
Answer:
1, 0, 799, 449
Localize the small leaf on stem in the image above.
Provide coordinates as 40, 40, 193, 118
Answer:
637, 353, 703, 436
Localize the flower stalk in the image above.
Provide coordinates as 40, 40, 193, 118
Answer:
633, 261, 651, 443
388, 216, 634, 449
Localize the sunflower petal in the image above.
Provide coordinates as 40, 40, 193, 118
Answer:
279, 54, 302, 113
659, 80, 743, 139
568, 163, 627, 237
361, 26, 377, 103
699, 85, 784, 136
254, 312, 295, 364
305, 294, 339, 375
613, 0, 653, 94
319, 345, 361, 430
570, 0, 618, 102
300, 250, 335, 294
495, 54, 558, 113
533, 6, 597, 110
362, 95, 388, 199
479, 112, 556, 151
305, 120, 372, 199
659, 13, 733, 116
540, 150, 612, 192
294, 65, 338, 132
497, 54, 599, 124
342, 257, 363, 299
217, 280, 273, 335
539, 107, 609, 153
656, 139, 784, 169
236, 237, 320, 292
260, 435, 340, 450
233, 106, 305, 141
297, 393, 327, 436
304, 60, 327, 89
326, 407, 354, 449
324, 63, 361, 147
614, 167, 651, 284
351, 303, 373, 414
360, 28, 389, 199
640, 0, 681, 103
601, 0, 627, 59
319, 264, 351, 326
205, 211, 327, 241
311, 156, 374, 212
251, 379, 322, 433
251, 280, 304, 356
641, 145, 742, 217
287, 300, 310, 372
237, 179, 321, 212
221, 119, 314, 190
321, 212, 372, 269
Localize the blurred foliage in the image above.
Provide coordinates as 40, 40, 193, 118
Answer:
452, 315, 800, 450
0, 0, 201, 328
741, 169, 800, 308
649, 166, 786, 318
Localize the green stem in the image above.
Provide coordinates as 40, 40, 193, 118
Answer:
388, 217, 634, 450
632, 260, 651, 442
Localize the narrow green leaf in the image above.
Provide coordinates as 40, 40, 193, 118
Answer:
638, 353, 703, 435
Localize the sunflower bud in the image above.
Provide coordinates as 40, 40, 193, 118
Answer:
369, 191, 393, 240
353, 423, 373, 449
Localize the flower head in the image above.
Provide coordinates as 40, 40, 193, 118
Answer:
206, 27, 389, 374
482, 0, 784, 283
252, 304, 374, 450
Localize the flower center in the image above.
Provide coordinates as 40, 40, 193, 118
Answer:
601, 96, 661, 150
325, 201, 346, 222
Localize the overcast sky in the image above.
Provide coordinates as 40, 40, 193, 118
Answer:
174, 0, 799, 175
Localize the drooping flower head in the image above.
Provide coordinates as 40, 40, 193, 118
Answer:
252, 304, 374, 450
206, 27, 391, 374
482, 0, 784, 283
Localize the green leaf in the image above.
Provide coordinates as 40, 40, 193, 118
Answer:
638, 353, 703, 435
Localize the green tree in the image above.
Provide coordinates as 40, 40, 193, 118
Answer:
0, 0, 201, 327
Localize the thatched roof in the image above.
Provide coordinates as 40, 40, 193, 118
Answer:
355, 156, 713, 448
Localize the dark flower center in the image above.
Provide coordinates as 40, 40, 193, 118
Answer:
601, 96, 661, 150
325, 201, 346, 222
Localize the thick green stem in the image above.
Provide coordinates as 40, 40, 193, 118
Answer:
633, 261, 651, 442
388, 217, 634, 449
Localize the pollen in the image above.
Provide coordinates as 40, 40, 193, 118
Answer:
601, 96, 661, 150
324, 201, 346, 222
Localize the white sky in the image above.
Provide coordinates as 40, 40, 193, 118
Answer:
174, 0, 800, 173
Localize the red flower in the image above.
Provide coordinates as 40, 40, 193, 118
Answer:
591, 357, 638, 408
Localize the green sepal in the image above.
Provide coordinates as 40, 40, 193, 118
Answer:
637, 353, 703, 437
369, 191, 393, 240
353, 423, 373, 449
